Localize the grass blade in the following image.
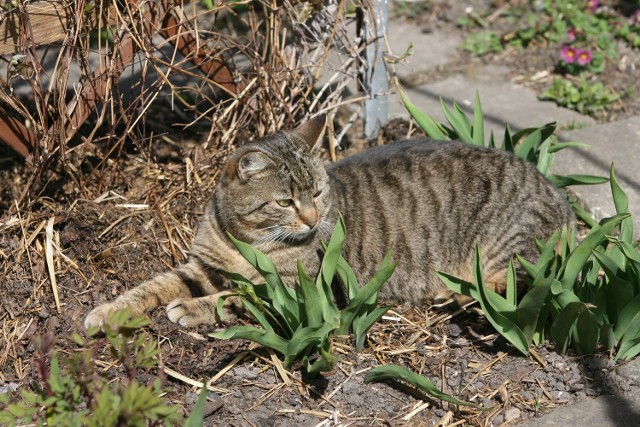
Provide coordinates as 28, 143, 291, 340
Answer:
560, 214, 629, 290
547, 174, 609, 188
441, 99, 473, 144
472, 91, 485, 146
364, 365, 485, 410
398, 90, 450, 140
211, 326, 288, 355
610, 163, 633, 243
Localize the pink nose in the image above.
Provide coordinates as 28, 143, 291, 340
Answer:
299, 209, 318, 228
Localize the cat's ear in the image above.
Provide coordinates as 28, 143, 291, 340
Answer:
229, 150, 275, 182
288, 115, 326, 151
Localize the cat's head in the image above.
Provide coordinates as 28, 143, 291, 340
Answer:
215, 116, 333, 248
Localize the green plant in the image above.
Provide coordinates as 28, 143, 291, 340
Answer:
364, 365, 484, 410
438, 165, 640, 360
392, 0, 432, 20
540, 77, 620, 116
460, 30, 503, 56
211, 217, 395, 374
0, 309, 204, 426
398, 88, 640, 359
398, 89, 607, 224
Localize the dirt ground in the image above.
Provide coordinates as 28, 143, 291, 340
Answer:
2, 1, 640, 426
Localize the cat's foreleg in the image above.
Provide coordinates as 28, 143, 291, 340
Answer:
84, 259, 225, 329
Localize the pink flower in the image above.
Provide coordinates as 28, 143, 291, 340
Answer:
576, 49, 593, 65
561, 46, 577, 64
567, 27, 577, 42
587, 0, 599, 12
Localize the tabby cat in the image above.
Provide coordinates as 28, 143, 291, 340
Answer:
85, 116, 574, 328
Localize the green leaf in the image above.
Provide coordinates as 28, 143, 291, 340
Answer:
476, 286, 529, 354
320, 217, 346, 287
516, 254, 539, 278
515, 122, 556, 163
547, 174, 609, 188
306, 346, 339, 374
227, 234, 300, 331
501, 124, 515, 152
610, 163, 633, 243
560, 214, 629, 290
336, 255, 360, 300
364, 365, 485, 410
338, 252, 396, 335
398, 90, 450, 140
575, 309, 600, 355
614, 294, 640, 341
505, 258, 517, 307
242, 299, 277, 333
185, 385, 208, 427
570, 200, 598, 228
516, 274, 554, 343
441, 99, 473, 144
472, 91, 485, 146
352, 305, 393, 351
547, 141, 589, 153
284, 323, 334, 368
210, 326, 288, 355
297, 261, 323, 328
536, 137, 554, 176
550, 301, 585, 353
617, 336, 640, 360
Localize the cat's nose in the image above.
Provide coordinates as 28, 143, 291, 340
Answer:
299, 209, 318, 228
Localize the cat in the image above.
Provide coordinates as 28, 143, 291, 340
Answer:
84, 115, 575, 329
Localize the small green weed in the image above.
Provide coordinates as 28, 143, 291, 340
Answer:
392, 0, 432, 21
0, 309, 204, 426
212, 217, 395, 374
460, 30, 503, 55
540, 77, 620, 116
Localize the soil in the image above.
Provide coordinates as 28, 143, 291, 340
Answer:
2, 1, 640, 426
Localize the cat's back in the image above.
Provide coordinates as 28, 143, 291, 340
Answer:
326, 139, 574, 303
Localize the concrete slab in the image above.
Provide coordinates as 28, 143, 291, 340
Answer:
389, 67, 595, 138
386, 23, 463, 77
552, 117, 640, 229
522, 394, 640, 427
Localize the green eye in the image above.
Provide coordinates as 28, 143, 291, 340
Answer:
276, 199, 293, 207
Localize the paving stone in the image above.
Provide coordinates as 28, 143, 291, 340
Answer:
522, 395, 640, 427
553, 116, 640, 232
389, 67, 595, 138
386, 23, 463, 77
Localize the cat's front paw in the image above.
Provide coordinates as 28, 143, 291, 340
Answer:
84, 303, 116, 330
166, 298, 210, 327
166, 292, 238, 327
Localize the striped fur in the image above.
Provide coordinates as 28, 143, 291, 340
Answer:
85, 117, 574, 328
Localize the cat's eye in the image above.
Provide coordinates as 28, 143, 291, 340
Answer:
276, 199, 293, 207
313, 190, 322, 198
